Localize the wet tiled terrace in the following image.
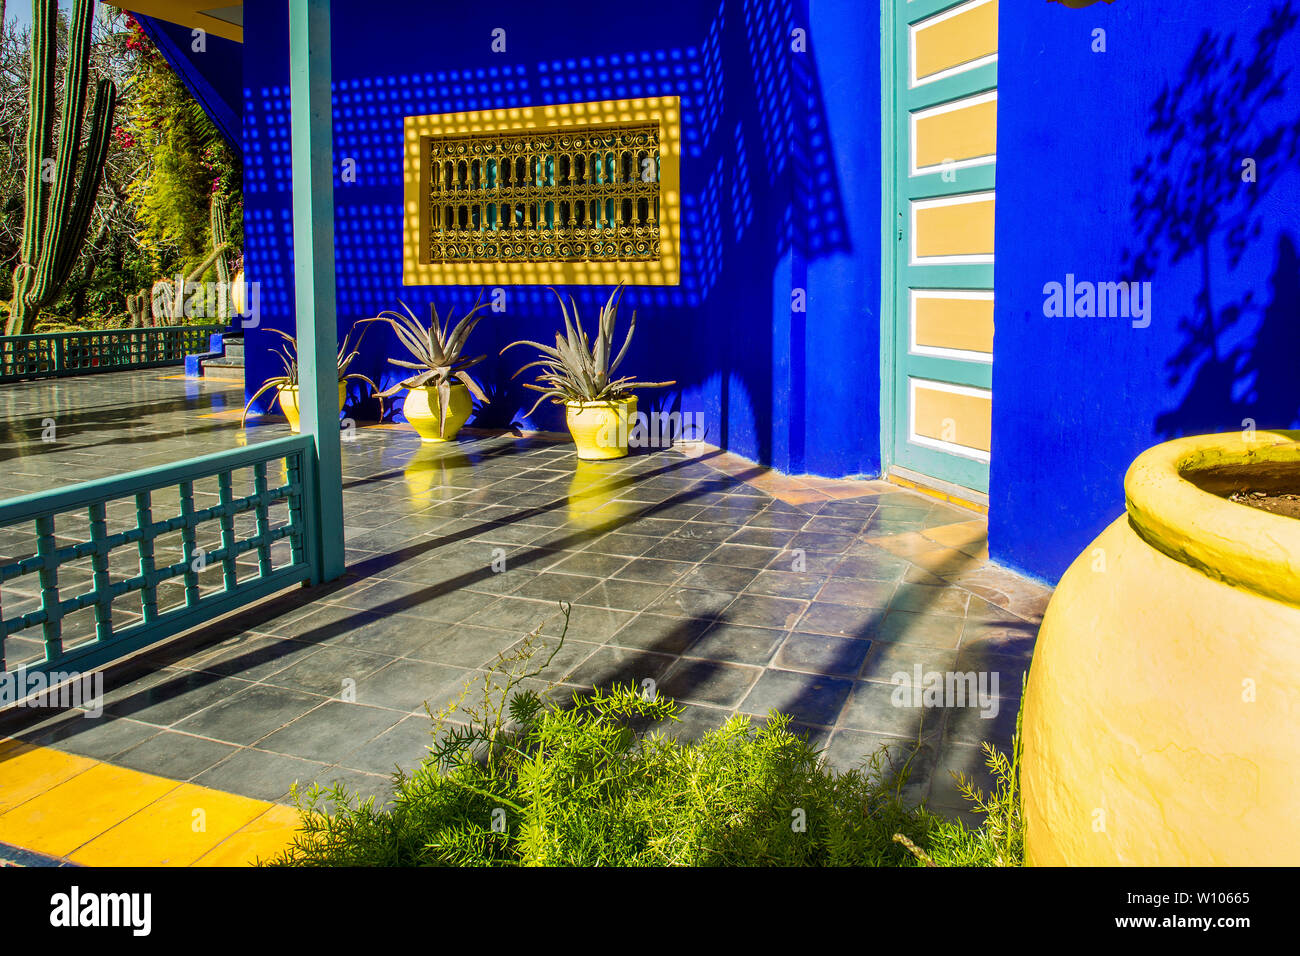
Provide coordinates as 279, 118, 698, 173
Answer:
1, 370, 1050, 818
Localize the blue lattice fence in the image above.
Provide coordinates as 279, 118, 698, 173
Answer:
0, 326, 224, 383
0, 437, 318, 683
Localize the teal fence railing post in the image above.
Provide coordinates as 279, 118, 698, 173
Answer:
289, 0, 345, 584
1, 436, 319, 685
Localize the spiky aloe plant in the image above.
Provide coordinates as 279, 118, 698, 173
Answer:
240, 328, 381, 426
7, 0, 117, 336
360, 293, 491, 435
502, 283, 675, 418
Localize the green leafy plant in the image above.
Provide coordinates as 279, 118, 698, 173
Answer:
267, 616, 1026, 868
7, 0, 117, 335
360, 293, 491, 434
239, 327, 380, 426
502, 282, 675, 419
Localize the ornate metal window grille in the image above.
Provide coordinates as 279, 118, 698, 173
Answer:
425, 122, 661, 263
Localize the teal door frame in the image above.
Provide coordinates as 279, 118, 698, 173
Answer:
289, 0, 345, 583
879, 0, 996, 495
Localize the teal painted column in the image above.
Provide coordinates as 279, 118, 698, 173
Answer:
288, 0, 344, 583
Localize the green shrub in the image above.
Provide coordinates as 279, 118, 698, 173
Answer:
268, 614, 1024, 867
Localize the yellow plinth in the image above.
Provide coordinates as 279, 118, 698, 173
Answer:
1022, 430, 1300, 866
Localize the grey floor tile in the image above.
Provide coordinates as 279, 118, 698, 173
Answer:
744, 569, 825, 600
611, 556, 692, 585
195, 748, 328, 803
773, 632, 871, 678
889, 583, 971, 618
859, 641, 959, 685
739, 669, 852, 727
173, 683, 325, 745
795, 601, 887, 639
258, 700, 404, 763
113, 730, 237, 780
338, 715, 438, 775
575, 578, 671, 612
660, 658, 762, 707
353, 659, 472, 714
26, 714, 160, 761
409, 624, 525, 668
814, 577, 897, 608
645, 586, 738, 620
874, 611, 964, 648
676, 563, 760, 592
264, 644, 393, 697
309, 767, 398, 811
539, 603, 637, 642
686, 622, 786, 666
608, 612, 711, 655
564, 646, 676, 692
105, 672, 255, 727
837, 680, 944, 740
722, 594, 807, 630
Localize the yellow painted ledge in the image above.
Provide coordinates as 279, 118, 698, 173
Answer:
0, 740, 300, 867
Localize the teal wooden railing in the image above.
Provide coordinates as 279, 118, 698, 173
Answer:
0, 325, 224, 383
0, 436, 319, 682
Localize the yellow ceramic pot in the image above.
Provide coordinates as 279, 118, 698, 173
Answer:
565, 396, 637, 461
231, 269, 246, 317
277, 382, 348, 434
403, 383, 473, 442
1022, 430, 1300, 866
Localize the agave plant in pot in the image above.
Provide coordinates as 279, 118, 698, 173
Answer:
240, 328, 381, 433
362, 294, 489, 443
503, 284, 675, 461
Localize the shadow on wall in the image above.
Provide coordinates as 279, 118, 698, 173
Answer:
242, 0, 858, 474
1123, 1, 1300, 437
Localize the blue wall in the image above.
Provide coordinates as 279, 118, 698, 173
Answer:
241, 0, 883, 478
990, 0, 1300, 582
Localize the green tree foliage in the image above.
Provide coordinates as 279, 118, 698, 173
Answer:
0, 7, 241, 331
120, 13, 241, 288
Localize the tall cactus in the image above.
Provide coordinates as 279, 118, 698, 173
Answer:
6, 0, 117, 336
211, 194, 230, 286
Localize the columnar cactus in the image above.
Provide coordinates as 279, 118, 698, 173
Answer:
211, 194, 230, 287
6, 0, 117, 336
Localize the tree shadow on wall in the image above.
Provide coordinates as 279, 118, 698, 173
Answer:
1122, 2, 1300, 437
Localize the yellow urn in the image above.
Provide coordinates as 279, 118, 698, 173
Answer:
565, 395, 638, 461
402, 383, 473, 442
1022, 430, 1300, 866
276, 382, 348, 434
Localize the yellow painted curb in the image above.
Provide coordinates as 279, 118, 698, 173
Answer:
0, 740, 301, 867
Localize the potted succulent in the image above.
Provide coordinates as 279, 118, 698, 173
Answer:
361, 294, 490, 443
503, 284, 675, 460
1022, 429, 1300, 866
240, 328, 380, 433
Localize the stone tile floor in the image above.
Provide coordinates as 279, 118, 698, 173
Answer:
0, 370, 1051, 820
